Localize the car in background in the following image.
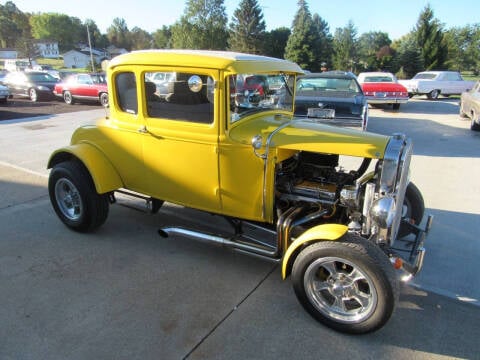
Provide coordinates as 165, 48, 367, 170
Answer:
145, 71, 176, 98
53, 73, 108, 106
399, 71, 475, 100
2, 71, 58, 101
0, 83, 12, 104
294, 71, 368, 130
357, 72, 409, 110
460, 80, 480, 131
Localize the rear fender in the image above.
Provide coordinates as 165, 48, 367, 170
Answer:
281, 224, 348, 279
47, 143, 123, 194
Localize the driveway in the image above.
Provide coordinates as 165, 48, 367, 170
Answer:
0, 100, 479, 359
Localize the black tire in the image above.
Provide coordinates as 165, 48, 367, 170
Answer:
459, 102, 468, 118
291, 233, 398, 334
427, 89, 440, 100
392, 103, 400, 110
29, 88, 38, 102
398, 182, 425, 238
99, 92, 109, 107
64, 91, 74, 105
49, 161, 109, 232
469, 110, 480, 131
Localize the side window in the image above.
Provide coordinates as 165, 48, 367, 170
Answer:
116, 72, 138, 114
144, 71, 214, 124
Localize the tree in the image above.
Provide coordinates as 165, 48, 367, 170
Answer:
263, 27, 290, 58
15, 37, 41, 65
357, 31, 391, 70
153, 25, 172, 49
84, 19, 109, 50
332, 20, 358, 71
312, 13, 333, 70
228, 0, 266, 54
0, 1, 31, 48
284, 0, 320, 71
445, 24, 480, 73
414, 4, 448, 70
171, 0, 228, 50
30, 13, 84, 51
107, 18, 131, 50
392, 33, 423, 78
129, 27, 153, 50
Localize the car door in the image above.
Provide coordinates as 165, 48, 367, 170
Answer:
75, 74, 97, 98
141, 69, 221, 213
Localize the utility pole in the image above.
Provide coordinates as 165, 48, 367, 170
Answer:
86, 23, 95, 72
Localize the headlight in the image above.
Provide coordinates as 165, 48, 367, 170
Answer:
37, 86, 50, 91
369, 196, 395, 228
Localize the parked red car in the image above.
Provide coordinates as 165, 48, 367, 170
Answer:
54, 73, 108, 106
357, 72, 409, 110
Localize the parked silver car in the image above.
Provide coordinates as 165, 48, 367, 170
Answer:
460, 80, 480, 131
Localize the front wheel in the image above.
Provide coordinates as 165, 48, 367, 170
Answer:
48, 161, 109, 232
291, 234, 398, 334
99, 92, 109, 107
427, 89, 440, 100
29, 88, 38, 102
398, 182, 425, 238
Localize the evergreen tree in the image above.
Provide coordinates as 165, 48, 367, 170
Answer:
171, 0, 228, 50
0, 1, 30, 48
107, 18, 132, 50
392, 33, 423, 78
263, 27, 291, 59
284, 0, 320, 71
228, 0, 266, 54
414, 4, 448, 70
332, 20, 358, 71
311, 13, 333, 71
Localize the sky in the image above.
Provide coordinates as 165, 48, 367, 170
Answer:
6, 0, 480, 41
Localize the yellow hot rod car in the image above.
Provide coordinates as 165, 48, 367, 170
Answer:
48, 50, 432, 334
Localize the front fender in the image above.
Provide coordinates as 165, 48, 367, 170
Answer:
47, 143, 123, 194
281, 224, 348, 279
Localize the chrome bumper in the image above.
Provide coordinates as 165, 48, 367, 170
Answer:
393, 214, 434, 280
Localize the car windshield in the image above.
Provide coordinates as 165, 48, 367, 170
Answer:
229, 73, 294, 123
296, 77, 361, 96
27, 73, 57, 82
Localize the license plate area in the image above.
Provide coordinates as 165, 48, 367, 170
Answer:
307, 108, 335, 118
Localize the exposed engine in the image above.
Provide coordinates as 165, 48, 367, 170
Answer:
275, 151, 372, 230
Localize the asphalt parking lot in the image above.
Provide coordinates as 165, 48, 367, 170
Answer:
1, 99, 479, 359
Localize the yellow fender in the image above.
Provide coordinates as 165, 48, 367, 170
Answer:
281, 224, 348, 279
47, 143, 123, 194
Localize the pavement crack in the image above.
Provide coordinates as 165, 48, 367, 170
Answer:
183, 263, 278, 359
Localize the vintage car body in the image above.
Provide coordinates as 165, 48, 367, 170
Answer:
53, 73, 108, 106
357, 72, 409, 110
294, 71, 368, 130
399, 71, 475, 100
47, 50, 432, 334
460, 80, 480, 131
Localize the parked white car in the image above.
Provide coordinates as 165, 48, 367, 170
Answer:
399, 71, 475, 100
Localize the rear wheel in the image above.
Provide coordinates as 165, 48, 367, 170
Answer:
291, 233, 398, 334
49, 161, 109, 232
63, 91, 74, 105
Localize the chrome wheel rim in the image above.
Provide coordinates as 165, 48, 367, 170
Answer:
29, 89, 37, 101
54, 178, 83, 220
304, 256, 378, 323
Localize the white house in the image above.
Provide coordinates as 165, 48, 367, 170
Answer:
34, 40, 60, 58
62, 49, 107, 69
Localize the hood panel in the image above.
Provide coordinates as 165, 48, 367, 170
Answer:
229, 116, 388, 159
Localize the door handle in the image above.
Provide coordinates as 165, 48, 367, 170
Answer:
137, 125, 148, 133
